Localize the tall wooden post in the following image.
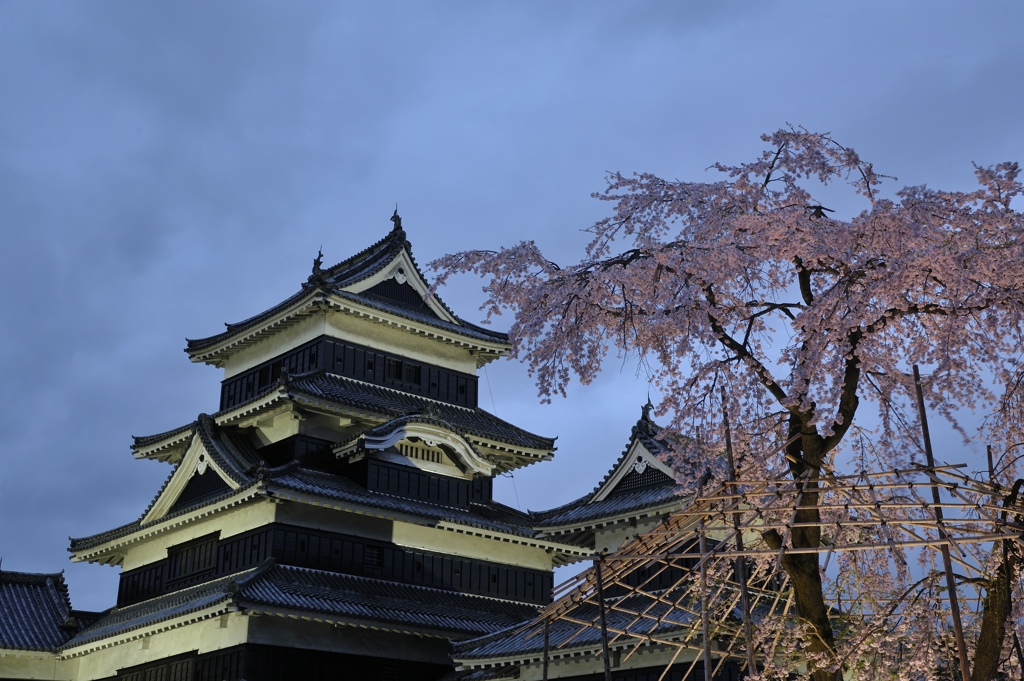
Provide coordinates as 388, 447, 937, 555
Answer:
542, 616, 550, 681
913, 365, 971, 681
595, 554, 612, 681
699, 518, 712, 681
722, 391, 758, 677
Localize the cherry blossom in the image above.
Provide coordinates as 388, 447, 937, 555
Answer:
432, 128, 1024, 680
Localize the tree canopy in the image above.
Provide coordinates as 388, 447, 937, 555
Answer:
431, 129, 1024, 680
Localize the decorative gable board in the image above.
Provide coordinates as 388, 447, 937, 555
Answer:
142, 436, 241, 525
360, 279, 437, 316
590, 439, 677, 503
342, 248, 458, 324
607, 464, 673, 496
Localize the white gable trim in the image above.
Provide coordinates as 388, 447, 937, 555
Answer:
590, 439, 676, 503
343, 248, 459, 324
338, 422, 496, 477
142, 436, 241, 525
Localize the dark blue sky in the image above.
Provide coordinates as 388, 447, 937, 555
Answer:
2, 1, 1022, 610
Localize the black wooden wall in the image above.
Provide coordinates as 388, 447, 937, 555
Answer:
117, 523, 551, 608
220, 335, 478, 411
112, 644, 452, 681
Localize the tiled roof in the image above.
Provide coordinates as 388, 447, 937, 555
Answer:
267, 467, 536, 537
453, 587, 697, 662
528, 407, 688, 531
71, 417, 269, 553
72, 414, 537, 554
586, 404, 672, 496
185, 224, 506, 353
62, 568, 260, 650
287, 371, 554, 452
241, 564, 539, 637
132, 421, 195, 450
63, 562, 539, 650
68, 479, 262, 554
131, 369, 553, 461
0, 570, 80, 651
331, 289, 508, 344
531, 484, 688, 529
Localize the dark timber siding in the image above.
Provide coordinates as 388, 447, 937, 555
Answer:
114, 644, 452, 681
219, 335, 478, 411
117, 524, 551, 608
341, 459, 492, 508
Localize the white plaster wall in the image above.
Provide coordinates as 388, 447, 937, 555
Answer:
274, 503, 394, 543
120, 500, 278, 571
276, 502, 553, 570
324, 309, 479, 374
0, 651, 77, 680
594, 515, 666, 555
222, 314, 327, 378
392, 522, 553, 571
517, 644, 701, 681
70, 611, 249, 681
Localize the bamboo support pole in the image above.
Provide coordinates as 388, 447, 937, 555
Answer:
722, 392, 759, 679
914, 365, 971, 681
543, 617, 549, 681
595, 554, 612, 681
699, 517, 713, 681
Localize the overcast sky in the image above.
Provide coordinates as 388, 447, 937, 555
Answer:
2, 1, 1022, 611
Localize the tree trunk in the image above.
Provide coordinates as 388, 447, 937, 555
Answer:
764, 492, 837, 681
971, 480, 1023, 681
762, 421, 837, 681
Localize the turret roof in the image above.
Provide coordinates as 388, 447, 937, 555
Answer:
73, 413, 549, 555
528, 405, 688, 531
185, 219, 508, 356
0, 570, 96, 652
62, 561, 540, 651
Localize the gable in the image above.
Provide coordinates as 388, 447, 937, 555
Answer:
142, 435, 241, 524
590, 438, 677, 503
606, 462, 673, 496
167, 468, 232, 515
360, 278, 436, 315
342, 248, 458, 324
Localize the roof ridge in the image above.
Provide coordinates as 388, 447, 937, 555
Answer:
0, 569, 66, 584
251, 563, 541, 608
288, 372, 556, 449
321, 220, 407, 281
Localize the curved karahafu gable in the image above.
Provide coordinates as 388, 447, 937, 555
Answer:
335, 415, 498, 478
184, 218, 511, 368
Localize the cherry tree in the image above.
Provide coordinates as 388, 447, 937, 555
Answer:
431, 129, 1024, 680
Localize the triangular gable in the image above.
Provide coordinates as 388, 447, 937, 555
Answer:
142, 434, 241, 524
590, 437, 676, 503
167, 468, 232, 515
342, 248, 459, 324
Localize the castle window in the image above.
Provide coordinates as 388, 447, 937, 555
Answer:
167, 533, 219, 582
404, 363, 421, 385
385, 358, 402, 380
364, 545, 384, 568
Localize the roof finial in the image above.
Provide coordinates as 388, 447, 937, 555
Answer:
641, 395, 654, 423
391, 206, 402, 232
312, 246, 323, 276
